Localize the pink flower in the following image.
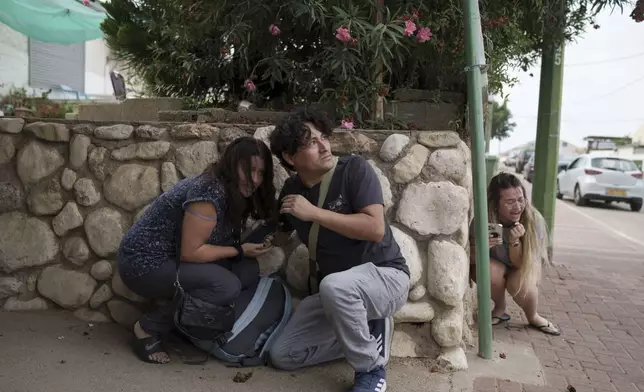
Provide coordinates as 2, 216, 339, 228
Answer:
404, 20, 417, 36
416, 27, 433, 43
341, 119, 354, 129
269, 24, 281, 36
335, 26, 352, 43
82, 0, 90, 5
244, 79, 256, 92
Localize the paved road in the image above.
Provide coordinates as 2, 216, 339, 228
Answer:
475, 173, 644, 392
540, 182, 644, 275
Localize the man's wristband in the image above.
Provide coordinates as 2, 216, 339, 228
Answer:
233, 243, 244, 260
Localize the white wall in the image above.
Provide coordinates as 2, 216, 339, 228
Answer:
85, 39, 113, 96
0, 24, 29, 96
0, 23, 131, 99
614, 146, 644, 162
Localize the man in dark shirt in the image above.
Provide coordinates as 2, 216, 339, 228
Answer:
267, 110, 410, 392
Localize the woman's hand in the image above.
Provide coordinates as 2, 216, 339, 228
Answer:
489, 235, 503, 249
241, 242, 273, 258
508, 223, 526, 244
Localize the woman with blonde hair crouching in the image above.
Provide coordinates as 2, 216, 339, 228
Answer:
469, 172, 560, 335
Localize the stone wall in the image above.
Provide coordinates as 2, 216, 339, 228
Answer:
0, 116, 474, 369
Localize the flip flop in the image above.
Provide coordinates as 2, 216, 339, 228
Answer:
132, 335, 171, 364
529, 320, 561, 336
491, 313, 511, 325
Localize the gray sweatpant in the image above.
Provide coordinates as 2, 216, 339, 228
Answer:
269, 262, 410, 373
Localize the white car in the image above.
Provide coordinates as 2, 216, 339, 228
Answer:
556, 154, 644, 212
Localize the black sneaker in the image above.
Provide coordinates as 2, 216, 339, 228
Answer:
351, 365, 387, 392
368, 316, 393, 363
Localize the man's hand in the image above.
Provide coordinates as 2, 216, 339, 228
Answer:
508, 223, 526, 243
280, 195, 319, 222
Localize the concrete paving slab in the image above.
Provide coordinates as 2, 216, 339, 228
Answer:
449, 340, 545, 392
0, 310, 453, 392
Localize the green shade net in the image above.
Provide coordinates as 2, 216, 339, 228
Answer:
0, 0, 106, 44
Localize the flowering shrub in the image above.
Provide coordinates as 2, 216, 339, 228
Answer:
102, 0, 635, 125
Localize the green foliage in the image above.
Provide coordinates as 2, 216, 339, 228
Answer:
101, 0, 633, 124
490, 99, 516, 140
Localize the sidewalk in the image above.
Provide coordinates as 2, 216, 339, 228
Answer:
473, 262, 644, 392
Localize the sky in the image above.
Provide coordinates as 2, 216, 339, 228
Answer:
489, 8, 644, 155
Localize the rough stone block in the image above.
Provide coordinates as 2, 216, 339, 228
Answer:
396, 181, 469, 237
0, 118, 25, 134
104, 164, 160, 211
0, 212, 59, 273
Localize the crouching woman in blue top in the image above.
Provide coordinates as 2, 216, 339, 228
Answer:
117, 137, 276, 364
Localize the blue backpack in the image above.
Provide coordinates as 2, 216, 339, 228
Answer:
190, 276, 292, 367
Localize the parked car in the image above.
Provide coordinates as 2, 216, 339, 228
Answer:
525, 155, 535, 182
556, 154, 644, 212
525, 154, 576, 183
505, 153, 518, 167
515, 149, 534, 174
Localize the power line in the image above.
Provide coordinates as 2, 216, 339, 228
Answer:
567, 73, 644, 105
510, 72, 644, 116
565, 51, 644, 67
512, 115, 644, 124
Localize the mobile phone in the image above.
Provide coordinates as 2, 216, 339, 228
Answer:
488, 223, 503, 239
242, 220, 278, 245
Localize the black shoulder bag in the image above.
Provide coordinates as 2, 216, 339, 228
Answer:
172, 236, 238, 345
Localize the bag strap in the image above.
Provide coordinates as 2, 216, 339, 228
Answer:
307, 157, 338, 295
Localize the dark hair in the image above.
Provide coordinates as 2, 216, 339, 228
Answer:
487, 172, 526, 209
205, 137, 276, 233
269, 109, 334, 171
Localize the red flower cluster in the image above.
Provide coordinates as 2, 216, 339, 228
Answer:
483, 16, 509, 29
400, 8, 433, 43
401, 8, 423, 21
341, 119, 354, 129
335, 26, 358, 45
269, 24, 281, 36
244, 79, 256, 92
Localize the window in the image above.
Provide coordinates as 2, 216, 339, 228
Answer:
591, 158, 639, 172
29, 39, 85, 93
568, 158, 581, 169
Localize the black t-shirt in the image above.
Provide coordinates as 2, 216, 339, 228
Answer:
278, 155, 410, 279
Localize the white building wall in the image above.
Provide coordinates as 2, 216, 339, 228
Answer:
613, 146, 644, 162
0, 24, 29, 96
0, 23, 134, 99
85, 39, 113, 96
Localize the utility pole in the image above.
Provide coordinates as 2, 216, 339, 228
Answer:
463, 0, 493, 359
372, 0, 385, 122
531, 2, 565, 240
